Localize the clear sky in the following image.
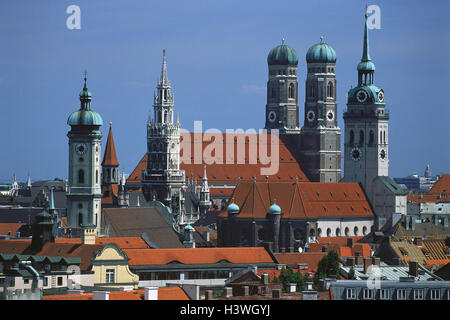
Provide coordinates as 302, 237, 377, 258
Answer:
0, 0, 448, 182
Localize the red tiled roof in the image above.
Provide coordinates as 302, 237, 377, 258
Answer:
218, 181, 374, 219
309, 239, 372, 259
43, 287, 190, 300
317, 237, 364, 246
102, 125, 119, 167
257, 269, 281, 280
274, 252, 326, 275
428, 174, 450, 195
123, 247, 276, 266
0, 223, 25, 236
127, 133, 309, 185
36, 243, 102, 271
101, 184, 119, 205
54, 237, 150, 249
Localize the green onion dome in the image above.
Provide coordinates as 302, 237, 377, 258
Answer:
306, 38, 336, 63
267, 39, 298, 66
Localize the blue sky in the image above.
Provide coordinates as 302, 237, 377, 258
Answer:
0, 0, 448, 182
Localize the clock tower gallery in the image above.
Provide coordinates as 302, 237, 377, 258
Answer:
66, 75, 103, 237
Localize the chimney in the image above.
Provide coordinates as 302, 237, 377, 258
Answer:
347, 238, 354, 249
321, 245, 328, 252
93, 291, 110, 300
414, 237, 423, 246
346, 257, 355, 267
262, 273, 269, 285
371, 257, 380, 266
272, 288, 281, 300
205, 290, 214, 300
144, 287, 158, 300
224, 287, 233, 298
409, 261, 419, 277
243, 286, 249, 296
287, 283, 297, 293
363, 258, 372, 274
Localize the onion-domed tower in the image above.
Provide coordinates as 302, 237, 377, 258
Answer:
299, 37, 341, 182
66, 73, 103, 239
265, 39, 300, 134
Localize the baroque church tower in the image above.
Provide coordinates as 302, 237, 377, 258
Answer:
66, 74, 103, 238
342, 12, 388, 189
265, 39, 300, 134
142, 50, 186, 227
299, 37, 341, 182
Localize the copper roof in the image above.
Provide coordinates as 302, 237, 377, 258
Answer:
218, 181, 374, 219
102, 125, 119, 167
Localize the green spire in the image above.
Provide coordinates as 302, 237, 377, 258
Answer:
362, 12, 371, 62
49, 187, 55, 212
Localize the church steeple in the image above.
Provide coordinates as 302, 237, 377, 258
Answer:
357, 13, 376, 86
159, 49, 170, 87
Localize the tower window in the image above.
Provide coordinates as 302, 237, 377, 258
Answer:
349, 130, 355, 145
78, 213, 83, 226
327, 82, 333, 98
310, 85, 315, 98
369, 130, 374, 145
359, 130, 364, 146
289, 83, 295, 99
96, 170, 98, 184
271, 87, 276, 99
78, 170, 85, 184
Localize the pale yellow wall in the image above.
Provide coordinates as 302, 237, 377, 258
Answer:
92, 246, 139, 289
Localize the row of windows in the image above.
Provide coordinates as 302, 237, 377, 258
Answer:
349, 129, 387, 146
269, 69, 296, 76
270, 83, 297, 99
346, 287, 446, 300
308, 67, 334, 73
308, 82, 334, 98
137, 270, 230, 281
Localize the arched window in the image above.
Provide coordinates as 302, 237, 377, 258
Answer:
96, 170, 98, 184
362, 226, 368, 235
78, 170, 84, 184
354, 226, 359, 236
349, 130, 355, 145
113, 169, 116, 180
383, 131, 386, 144
310, 85, 315, 98
327, 82, 333, 97
336, 228, 341, 237
345, 227, 350, 236
78, 213, 83, 226
289, 83, 295, 99
271, 87, 276, 99
309, 229, 316, 238
359, 130, 364, 146
369, 130, 374, 145
380, 131, 383, 144
327, 228, 332, 237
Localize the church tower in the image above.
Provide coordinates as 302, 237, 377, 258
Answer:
265, 39, 300, 134
66, 74, 103, 236
342, 13, 388, 190
142, 50, 186, 225
101, 122, 120, 205
299, 37, 341, 182
199, 165, 211, 216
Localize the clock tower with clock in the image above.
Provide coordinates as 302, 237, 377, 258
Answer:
66, 74, 103, 239
265, 39, 300, 134
298, 36, 341, 182
342, 13, 389, 195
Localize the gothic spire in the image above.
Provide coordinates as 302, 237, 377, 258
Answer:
362, 11, 371, 62
159, 49, 170, 87
102, 122, 119, 167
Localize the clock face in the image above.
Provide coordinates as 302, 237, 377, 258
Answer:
380, 149, 386, 160
351, 147, 362, 161
327, 111, 334, 121
356, 89, 368, 103
268, 111, 276, 123
377, 91, 384, 102
307, 110, 315, 122
75, 143, 87, 155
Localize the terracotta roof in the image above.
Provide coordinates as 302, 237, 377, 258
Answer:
127, 133, 309, 185
274, 252, 326, 275
422, 240, 450, 261
257, 269, 281, 280
102, 125, 119, 167
54, 237, 150, 249
407, 193, 448, 204
309, 238, 372, 259
317, 237, 364, 246
218, 181, 374, 219
0, 223, 25, 236
43, 287, 190, 300
0, 239, 31, 254
101, 184, 119, 205
123, 247, 276, 266
428, 174, 450, 195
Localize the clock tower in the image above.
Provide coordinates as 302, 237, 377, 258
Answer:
265, 39, 300, 134
66, 74, 103, 236
342, 13, 388, 191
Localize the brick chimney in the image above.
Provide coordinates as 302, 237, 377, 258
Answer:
371, 257, 380, 266
322, 245, 328, 252
346, 257, 355, 267
363, 258, 372, 274
414, 237, 423, 246
262, 273, 269, 285
347, 238, 354, 249
409, 261, 419, 277
354, 252, 363, 265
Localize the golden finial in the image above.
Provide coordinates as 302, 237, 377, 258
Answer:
281, 37, 285, 44
320, 36, 324, 43
109, 121, 112, 128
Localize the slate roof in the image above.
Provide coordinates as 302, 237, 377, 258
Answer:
101, 207, 183, 248
392, 221, 450, 240
218, 181, 374, 219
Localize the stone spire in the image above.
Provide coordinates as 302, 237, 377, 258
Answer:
362, 11, 371, 62
27, 173, 32, 188
102, 122, 119, 167
159, 49, 170, 87
199, 165, 211, 215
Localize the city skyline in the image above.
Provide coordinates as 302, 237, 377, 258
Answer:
0, 0, 448, 182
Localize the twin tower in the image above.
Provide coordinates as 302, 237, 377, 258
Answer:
264, 36, 341, 183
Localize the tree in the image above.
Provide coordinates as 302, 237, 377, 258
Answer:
314, 250, 341, 286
